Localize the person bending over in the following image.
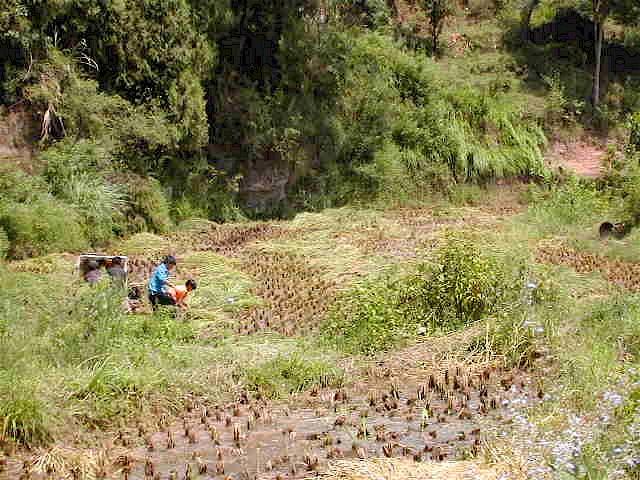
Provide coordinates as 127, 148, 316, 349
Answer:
169, 279, 198, 310
84, 260, 102, 285
148, 255, 177, 309
107, 256, 127, 287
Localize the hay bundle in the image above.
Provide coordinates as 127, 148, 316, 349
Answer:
308, 458, 500, 480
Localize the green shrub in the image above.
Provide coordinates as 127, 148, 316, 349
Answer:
527, 179, 611, 233
244, 354, 344, 399
123, 176, 172, 234
324, 233, 525, 354
0, 197, 88, 259
0, 372, 51, 445
402, 233, 524, 330
620, 166, 640, 224
0, 167, 50, 203
42, 140, 126, 244
323, 273, 418, 355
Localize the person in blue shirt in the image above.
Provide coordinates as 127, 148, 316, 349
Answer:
148, 255, 177, 310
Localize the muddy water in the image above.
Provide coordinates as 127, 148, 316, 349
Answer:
120, 368, 525, 480
0, 367, 534, 480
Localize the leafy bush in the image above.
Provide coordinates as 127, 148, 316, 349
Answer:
244, 354, 344, 399
0, 373, 51, 445
0, 197, 88, 259
324, 234, 524, 354
122, 176, 172, 234
402, 233, 524, 330
42, 140, 126, 244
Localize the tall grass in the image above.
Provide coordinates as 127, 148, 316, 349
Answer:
446, 98, 548, 181
244, 354, 344, 399
42, 140, 127, 244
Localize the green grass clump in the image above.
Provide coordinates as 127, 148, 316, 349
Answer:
123, 176, 173, 234
42, 140, 127, 245
558, 295, 640, 409
244, 354, 344, 399
323, 233, 525, 355
322, 272, 416, 355
524, 179, 614, 237
0, 373, 51, 446
0, 264, 198, 439
0, 197, 88, 259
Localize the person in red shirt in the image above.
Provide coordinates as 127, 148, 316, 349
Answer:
169, 279, 197, 309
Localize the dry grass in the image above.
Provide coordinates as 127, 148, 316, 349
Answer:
113, 232, 170, 257
309, 458, 503, 480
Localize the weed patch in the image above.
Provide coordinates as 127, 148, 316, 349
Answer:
0, 372, 51, 446
324, 233, 525, 354
243, 354, 344, 400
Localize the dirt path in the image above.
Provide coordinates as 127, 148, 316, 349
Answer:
546, 139, 607, 178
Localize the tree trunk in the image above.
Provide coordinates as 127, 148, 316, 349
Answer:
520, 0, 540, 43
592, 20, 603, 107
432, 27, 438, 57
431, 9, 438, 58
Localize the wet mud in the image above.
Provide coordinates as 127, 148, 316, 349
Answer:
0, 365, 536, 480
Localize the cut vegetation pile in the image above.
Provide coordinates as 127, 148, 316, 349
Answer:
311, 458, 502, 480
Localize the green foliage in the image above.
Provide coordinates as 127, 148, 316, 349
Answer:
323, 272, 419, 355
334, 0, 391, 28
542, 71, 585, 125
0, 196, 88, 259
0, 167, 49, 204
618, 165, 640, 224
55, 286, 195, 364
244, 354, 344, 399
557, 295, 640, 410
526, 179, 611, 234
122, 176, 172, 234
42, 140, 126, 244
324, 234, 524, 354
401, 233, 524, 331
0, 373, 51, 446
445, 89, 548, 181
0, 264, 201, 439
423, 0, 454, 55
4, 0, 556, 218
481, 308, 539, 367
629, 111, 640, 152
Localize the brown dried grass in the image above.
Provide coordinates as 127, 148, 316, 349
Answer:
308, 458, 502, 480
537, 244, 640, 292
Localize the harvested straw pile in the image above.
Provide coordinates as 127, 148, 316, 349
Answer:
309, 458, 501, 480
